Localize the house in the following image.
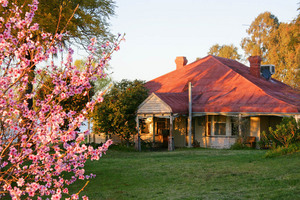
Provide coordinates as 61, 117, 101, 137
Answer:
136, 55, 300, 150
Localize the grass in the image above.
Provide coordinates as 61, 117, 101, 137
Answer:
69, 148, 300, 200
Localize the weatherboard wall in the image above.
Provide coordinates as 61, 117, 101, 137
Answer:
137, 94, 172, 114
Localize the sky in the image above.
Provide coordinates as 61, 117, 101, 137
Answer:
97, 0, 299, 82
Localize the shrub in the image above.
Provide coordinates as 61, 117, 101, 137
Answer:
265, 117, 300, 148
230, 137, 252, 150
262, 117, 300, 157
265, 143, 300, 158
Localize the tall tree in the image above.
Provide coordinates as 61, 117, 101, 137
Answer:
241, 12, 279, 62
93, 79, 148, 146
14, 0, 116, 51
267, 17, 300, 88
208, 44, 241, 60
241, 11, 299, 88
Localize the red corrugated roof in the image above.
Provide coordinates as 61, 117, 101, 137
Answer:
146, 55, 300, 114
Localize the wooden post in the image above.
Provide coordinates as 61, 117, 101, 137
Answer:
211, 115, 214, 136
152, 116, 156, 148
226, 116, 231, 136
238, 114, 242, 137
188, 82, 192, 148
136, 116, 141, 152
168, 115, 174, 151
205, 115, 208, 148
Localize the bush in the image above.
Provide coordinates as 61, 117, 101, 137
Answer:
265, 143, 300, 158
264, 117, 300, 148
262, 117, 300, 157
230, 137, 252, 150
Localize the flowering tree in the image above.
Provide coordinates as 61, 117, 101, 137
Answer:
0, 0, 122, 199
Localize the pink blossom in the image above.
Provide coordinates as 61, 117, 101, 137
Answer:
63, 188, 69, 194
82, 195, 89, 200
96, 91, 104, 102
17, 178, 25, 187
60, 92, 67, 100
71, 194, 79, 200
0, 0, 119, 198
51, 193, 61, 200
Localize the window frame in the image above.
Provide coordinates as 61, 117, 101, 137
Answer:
206, 115, 232, 136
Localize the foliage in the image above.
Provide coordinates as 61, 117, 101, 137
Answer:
267, 17, 300, 88
35, 59, 111, 124
74, 59, 112, 93
92, 79, 148, 146
107, 144, 136, 152
208, 44, 241, 60
14, 0, 116, 52
35, 71, 95, 120
0, 1, 122, 199
241, 11, 299, 88
261, 117, 300, 148
230, 138, 252, 150
241, 12, 279, 60
265, 143, 300, 158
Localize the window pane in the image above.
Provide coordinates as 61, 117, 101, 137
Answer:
215, 123, 226, 135
231, 117, 239, 136
207, 122, 211, 136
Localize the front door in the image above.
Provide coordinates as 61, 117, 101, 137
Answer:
156, 118, 169, 147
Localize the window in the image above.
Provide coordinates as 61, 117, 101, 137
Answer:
231, 117, 239, 136
214, 116, 226, 136
207, 115, 228, 136
206, 116, 211, 136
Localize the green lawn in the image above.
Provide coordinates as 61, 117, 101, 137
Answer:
69, 148, 300, 200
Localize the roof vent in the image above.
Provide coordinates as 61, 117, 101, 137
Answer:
175, 56, 188, 70
261, 65, 275, 80
261, 65, 275, 75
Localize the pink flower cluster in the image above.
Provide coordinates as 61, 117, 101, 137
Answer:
0, 0, 121, 199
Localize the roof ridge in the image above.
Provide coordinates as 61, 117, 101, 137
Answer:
145, 55, 300, 114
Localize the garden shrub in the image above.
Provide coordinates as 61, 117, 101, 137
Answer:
263, 117, 300, 156
230, 137, 252, 150
265, 117, 300, 148
265, 143, 300, 158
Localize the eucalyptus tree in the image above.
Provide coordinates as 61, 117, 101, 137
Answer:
241, 11, 299, 88
241, 12, 279, 61
208, 44, 241, 60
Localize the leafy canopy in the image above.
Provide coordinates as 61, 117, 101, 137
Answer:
208, 44, 241, 60
241, 12, 279, 60
241, 11, 299, 88
93, 79, 148, 145
15, 0, 116, 52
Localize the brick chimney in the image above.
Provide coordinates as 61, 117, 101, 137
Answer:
175, 56, 188, 70
248, 56, 261, 78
